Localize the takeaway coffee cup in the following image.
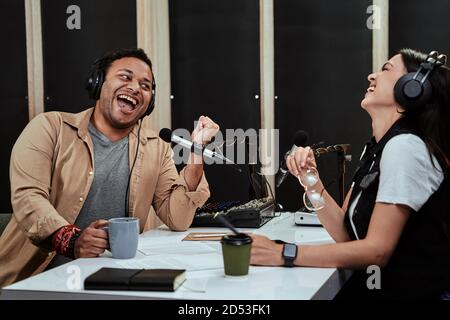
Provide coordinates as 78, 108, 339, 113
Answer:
220, 233, 253, 276
105, 217, 139, 259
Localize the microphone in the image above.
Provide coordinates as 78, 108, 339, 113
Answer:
275, 130, 309, 188
159, 128, 242, 172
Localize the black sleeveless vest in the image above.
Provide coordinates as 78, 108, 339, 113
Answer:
341, 118, 450, 299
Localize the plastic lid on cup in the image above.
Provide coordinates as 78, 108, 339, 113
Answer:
221, 233, 253, 245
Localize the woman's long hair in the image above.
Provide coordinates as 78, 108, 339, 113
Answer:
399, 48, 450, 175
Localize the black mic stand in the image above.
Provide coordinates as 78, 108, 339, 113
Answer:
246, 136, 279, 216
335, 144, 351, 206
310, 143, 352, 208
246, 135, 268, 200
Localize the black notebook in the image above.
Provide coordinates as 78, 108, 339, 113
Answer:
84, 267, 186, 292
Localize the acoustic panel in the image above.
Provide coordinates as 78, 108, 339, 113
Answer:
41, 0, 137, 113
274, 0, 372, 211
0, 0, 28, 213
170, 0, 260, 202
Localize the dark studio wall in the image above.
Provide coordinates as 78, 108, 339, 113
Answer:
3, 0, 450, 215
169, 0, 260, 203
274, 0, 372, 211
1, 0, 137, 213
41, 0, 137, 113
0, 0, 28, 213
389, 0, 450, 57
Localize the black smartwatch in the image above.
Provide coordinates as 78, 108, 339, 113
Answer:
274, 240, 298, 267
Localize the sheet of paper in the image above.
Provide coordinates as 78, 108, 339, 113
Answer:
164, 253, 223, 271
115, 253, 223, 272
138, 233, 186, 247
181, 278, 208, 293
113, 259, 175, 270
138, 241, 219, 256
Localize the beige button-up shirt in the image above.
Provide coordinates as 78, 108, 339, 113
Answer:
0, 108, 210, 287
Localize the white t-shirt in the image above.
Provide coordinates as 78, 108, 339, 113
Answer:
376, 134, 444, 211
348, 134, 444, 239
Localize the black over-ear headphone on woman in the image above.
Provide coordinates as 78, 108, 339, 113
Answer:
394, 50, 446, 110
85, 59, 157, 118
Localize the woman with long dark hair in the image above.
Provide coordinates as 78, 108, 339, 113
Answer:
251, 49, 450, 299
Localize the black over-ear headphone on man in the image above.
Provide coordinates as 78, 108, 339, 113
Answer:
85, 59, 157, 118
85, 56, 157, 216
394, 50, 446, 110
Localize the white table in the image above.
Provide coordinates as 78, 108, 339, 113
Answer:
1, 213, 351, 300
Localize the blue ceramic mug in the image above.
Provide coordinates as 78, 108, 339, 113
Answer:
105, 217, 139, 259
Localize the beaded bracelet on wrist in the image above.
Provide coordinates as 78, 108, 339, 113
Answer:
52, 225, 81, 259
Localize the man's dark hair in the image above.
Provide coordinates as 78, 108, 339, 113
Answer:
92, 47, 153, 74
85, 48, 154, 101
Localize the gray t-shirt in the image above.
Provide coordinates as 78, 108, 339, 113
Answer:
348, 134, 444, 239
47, 123, 130, 269
74, 123, 130, 229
